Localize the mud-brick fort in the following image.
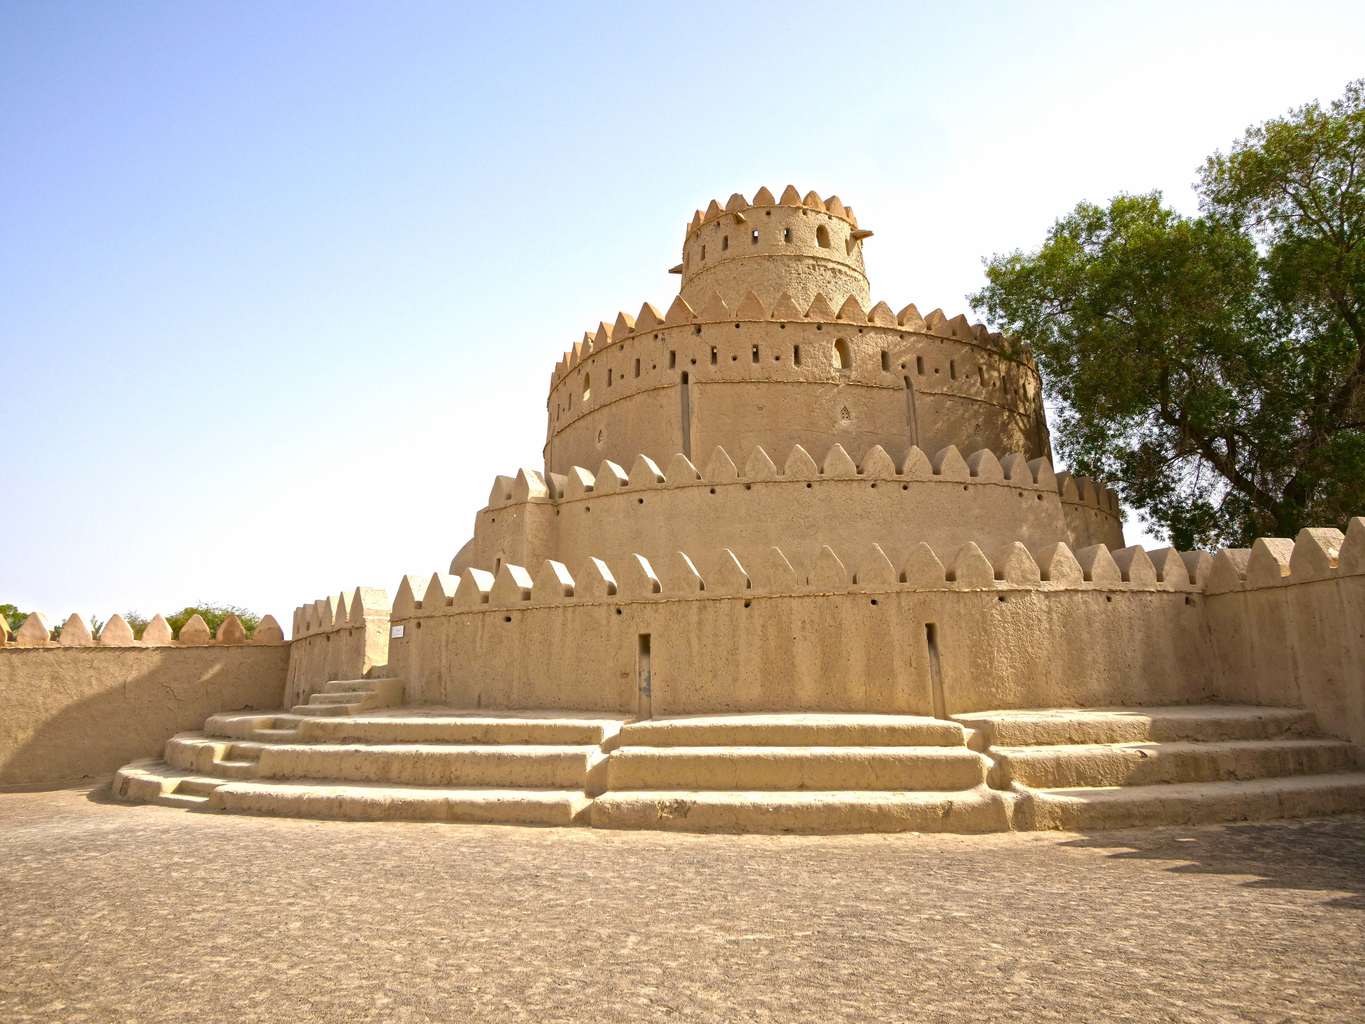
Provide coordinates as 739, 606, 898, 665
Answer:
5, 185, 1365, 833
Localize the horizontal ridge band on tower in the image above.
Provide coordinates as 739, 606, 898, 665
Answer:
552, 290, 1027, 383
482, 443, 1121, 517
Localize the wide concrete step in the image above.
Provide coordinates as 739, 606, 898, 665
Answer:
112, 760, 226, 806
991, 738, 1357, 789
204, 712, 286, 740
156, 792, 211, 809
309, 690, 378, 705
214, 759, 259, 780
293, 711, 624, 747
294, 678, 405, 716
252, 726, 302, 742
251, 743, 601, 788
956, 705, 1319, 748
211, 780, 591, 826
617, 713, 965, 748
291, 701, 366, 717
1020, 773, 1365, 831
320, 678, 378, 695
176, 777, 225, 798
591, 786, 1011, 834
605, 746, 988, 792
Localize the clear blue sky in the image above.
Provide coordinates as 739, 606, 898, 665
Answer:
4, 1, 1363, 631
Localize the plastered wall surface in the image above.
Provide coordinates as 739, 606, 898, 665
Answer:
678, 191, 870, 311
544, 308, 1048, 478
1203, 525, 1365, 746
0, 645, 288, 786
454, 444, 1124, 578
285, 587, 391, 706
391, 539, 1210, 715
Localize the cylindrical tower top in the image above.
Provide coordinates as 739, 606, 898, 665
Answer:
676, 187, 871, 313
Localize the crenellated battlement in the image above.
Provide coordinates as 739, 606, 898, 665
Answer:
1, 610, 284, 648
457, 441, 1122, 580
410, 534, 1212, 618
685, 186, 863, 236
1199, 521, 1364, 594
675, 187, 871, 311
550, 290, 1028, 386
486, 442, 1115, 510
285, 585, 391, 707
541, 286, 1050, 480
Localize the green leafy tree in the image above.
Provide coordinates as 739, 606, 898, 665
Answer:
122, 612, 150, 639
0, 603, 27, 635
166, 604, 260, 639
972, 81, 1364, 548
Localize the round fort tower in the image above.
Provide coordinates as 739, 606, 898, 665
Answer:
542, 187, 1051, 480
677, 187, 871, 313
452, 187, 1122, 580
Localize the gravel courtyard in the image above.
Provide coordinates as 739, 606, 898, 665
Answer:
1, 787, 1362, 1024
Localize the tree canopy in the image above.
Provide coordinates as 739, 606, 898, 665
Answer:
972, 80, 1364, 548
163, 604, 261, 639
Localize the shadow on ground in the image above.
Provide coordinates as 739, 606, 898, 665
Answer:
1061, 815, 1365, 908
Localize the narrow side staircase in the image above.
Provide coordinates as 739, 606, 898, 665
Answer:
113, 681, 624, 826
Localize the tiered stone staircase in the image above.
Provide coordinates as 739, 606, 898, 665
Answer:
956, 705, 1365, 830
114, 697, 1365, 833
590, 713, 1009, 833
115, 683, 625, 825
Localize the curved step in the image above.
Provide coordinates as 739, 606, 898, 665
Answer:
1019, 773, 1365, 831
112, 759, 227, 808
617, 713, 964, 748
251, 743, 600, 788
991, 738, 1357, 789
211, 780, 590, 825
293, 712, 623, 747
591, 786, 1012, 834
955, 705, 1319, 747
605, 745, 987, 791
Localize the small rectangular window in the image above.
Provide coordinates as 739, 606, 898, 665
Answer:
710, 346, 717, 366
880, 350, 890, 372
950, 359, 957, 380
634, 358, 640, 378
751, 344, 759, 363
751, 229, 759, 244
669, 350, 676, 369
607, 368, 613, 386
916, 355, 924, 375
978, 366, 986, 386
782, 227, 792, 243
793, 344, 802, 366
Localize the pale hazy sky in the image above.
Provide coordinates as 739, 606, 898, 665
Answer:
4, 1, 1363, 632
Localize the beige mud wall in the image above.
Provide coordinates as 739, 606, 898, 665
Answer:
1203, 525, 1365, 746
0, 645, 288, 787
458, 444, 1123, 579
545, 317, 1048, 479
392, 542, 1211, 716
285, 586, 391, 707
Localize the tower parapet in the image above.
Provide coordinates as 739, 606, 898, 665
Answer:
677, 187, 871, 312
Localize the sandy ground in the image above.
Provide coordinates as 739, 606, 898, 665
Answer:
1, 786, 1362, 1024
